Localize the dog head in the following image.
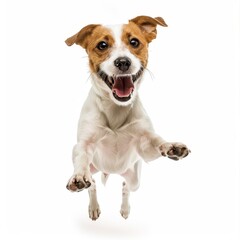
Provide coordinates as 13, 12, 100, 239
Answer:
65, 16, 167, 106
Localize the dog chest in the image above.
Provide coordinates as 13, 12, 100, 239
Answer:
93, 130, 138, 174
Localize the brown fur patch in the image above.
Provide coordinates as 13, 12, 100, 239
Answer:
122, 23, 149, 67
84, 26, 115, 73
129, 15, 167, 43
65, 25, 115, 73
65, 24, 100, 47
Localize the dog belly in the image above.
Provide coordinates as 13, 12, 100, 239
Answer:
92, 133, 138, 174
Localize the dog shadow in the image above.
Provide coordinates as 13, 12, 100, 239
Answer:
78, 217, 148, 239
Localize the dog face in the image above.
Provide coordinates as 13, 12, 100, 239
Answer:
65, 16, 167, 106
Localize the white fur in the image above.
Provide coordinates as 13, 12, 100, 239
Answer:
98, 24, 142, 106
66, 23, 190, 220
100, 24, 142, 76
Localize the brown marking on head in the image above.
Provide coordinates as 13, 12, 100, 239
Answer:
122, 22, 149, 67
65, 25, 115, 72
65, 16, 167, 74
129, 15, 167, 43
65, 24, 100, 48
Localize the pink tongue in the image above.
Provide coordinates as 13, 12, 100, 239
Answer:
112, 76, 134, 97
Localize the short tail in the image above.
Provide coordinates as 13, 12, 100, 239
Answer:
101, 173, 109, 186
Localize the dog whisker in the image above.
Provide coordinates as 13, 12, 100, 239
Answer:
81, 55, 89, 59
86, 73, 93, 83
145, 68, 155, 81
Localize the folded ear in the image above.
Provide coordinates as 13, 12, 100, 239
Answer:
129, 15, 167, 42
65, 24, 100, 48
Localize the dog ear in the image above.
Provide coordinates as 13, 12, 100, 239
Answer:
129, 16, 167, 42
65, 24, 100, 48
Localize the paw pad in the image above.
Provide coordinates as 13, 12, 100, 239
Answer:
160, 142, 190, 160
66, 175, 92, 192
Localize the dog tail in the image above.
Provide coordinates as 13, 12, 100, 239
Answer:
101, 173, 109, 186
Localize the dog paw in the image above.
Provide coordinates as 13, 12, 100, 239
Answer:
89, 204, 101, 221
120, 204, 130, 219
160, 142, 190, 160
66, 173, 92, 192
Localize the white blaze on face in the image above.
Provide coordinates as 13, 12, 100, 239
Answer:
99, 24, 142, 76
93, 24, 144, 106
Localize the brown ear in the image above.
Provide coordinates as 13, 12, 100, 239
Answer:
129, 15, 167, 42
65, 24, 100, 48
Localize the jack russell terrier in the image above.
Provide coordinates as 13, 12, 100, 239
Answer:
65, 15, 190, 220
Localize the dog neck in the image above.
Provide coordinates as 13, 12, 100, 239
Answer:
95, 90, 138, 130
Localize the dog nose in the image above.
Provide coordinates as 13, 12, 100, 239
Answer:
114, 57, 131, 72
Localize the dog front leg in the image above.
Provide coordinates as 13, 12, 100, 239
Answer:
66, 142, 94, 192
137, 132, 190, 162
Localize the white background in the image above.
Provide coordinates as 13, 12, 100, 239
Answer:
3, 0, 240, 239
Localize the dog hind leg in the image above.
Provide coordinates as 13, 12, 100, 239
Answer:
120, 182, 130, 219
88, 180, 101, 220
120, 160, 142, 219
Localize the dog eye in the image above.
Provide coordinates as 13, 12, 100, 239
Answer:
129, 38, 140, 48
97, 41, 108, 50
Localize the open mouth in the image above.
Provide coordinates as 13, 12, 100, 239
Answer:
98, 67, 143, 102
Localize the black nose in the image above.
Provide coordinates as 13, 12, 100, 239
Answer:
114, 57, 131, 72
